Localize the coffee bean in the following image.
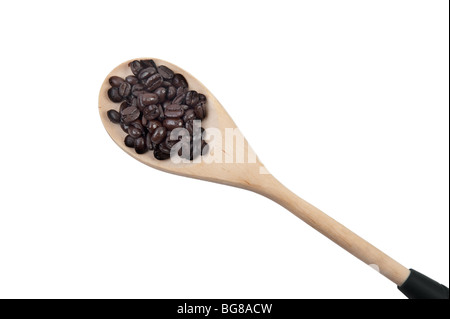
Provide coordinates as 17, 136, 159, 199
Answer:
161, 81, 172, 87
185, 90, 199, 106
130, 120, 145, 132
164, 135, 179, 150
138, 93, 159, 106
143, 104, 160, 120
119, 82, 132, 97
140, 59, 157, 69
183, 109, 196, 122
138, 67, 157, 80
157, 104, 165, 121
154, 87, 167, 103
145, 132, 154, 150
135, 137, 147, 154
124, 135, 135, 148
120, 102, 129, 113
145, 73, 163, 91
125, 75, 139, 85
151, 126, 167, 144
146, 120, 162, 133
154, 147, 170, 160
129, 60, 143, 76
141, 116, 148, 126
108, 87, 123, 102
121, 106, 140, 123
109, 76, 125, 87
194, 102, 206, 119
172, 93, 185, 105
107, 109, 120, 123
165, 104, 184, 118
172, 73, 188, 88
163, 118, 183, 130
158, 65, 174, 80
167, 86, 177, 100
120, 122, 130, 133
198, 93, 207, 102
128, 126, 142, 138
132, 83, 147, 97
159, 142, 171, 154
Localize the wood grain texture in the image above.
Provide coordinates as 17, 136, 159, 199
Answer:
99, 58, 410, 286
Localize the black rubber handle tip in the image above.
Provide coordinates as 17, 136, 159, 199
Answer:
398, 269, 449, 299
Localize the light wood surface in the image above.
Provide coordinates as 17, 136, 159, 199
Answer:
98, 58, 410, 286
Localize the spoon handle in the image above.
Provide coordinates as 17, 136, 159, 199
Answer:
251, 175, 448, 298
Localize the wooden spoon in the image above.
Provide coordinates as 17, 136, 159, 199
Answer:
99, 58, 448, 299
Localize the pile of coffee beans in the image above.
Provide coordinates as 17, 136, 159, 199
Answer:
106, 59, 208, 160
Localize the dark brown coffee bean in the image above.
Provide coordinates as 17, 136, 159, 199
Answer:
135, 137, 147, 154
185, 90, 199, 106
145, 73, 163, 91
198, 93, 207, 102
128, 126, 142, 138
124, 135, 135, 148
158, 65, 175, 80
109, 76, 125, 87
130, 120, 145, 132
138, 93, 159, 106
172, 93, 186, 105
167, 86, 177, 100
146, 120, 162, 134
163, 118, 183, 130
119, 82, 132, 97
183, 109, 196, 122
125, 75, 139, 85
129, 60, 143, 76
143, 104, 160, 120
120, 122, 130, 133
159, 142, 171, 154
172, 73, 188, 88
180, 104, 190, 111
161, 81, 172, 87
132, 83, 146, 97
120, 102, 129, 113
194, 102, 206, 119
138, 67, 157, 80
165, 104, 184, 118
107, 109, 120, 123
140, 59, 157, 68
108, 87, 123, 102
154, 87, 167, 103
164, 135, 179, 149
157, 104, 165, 121
121, 106, 140, 123
151, 126, 167, 144
154, 148, 170, 160
145, 132, 154, 150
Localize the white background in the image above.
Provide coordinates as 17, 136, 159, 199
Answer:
0, 0, 448, 299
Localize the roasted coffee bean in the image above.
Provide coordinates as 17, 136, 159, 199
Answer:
161, 81, 172, 87
154, 148, 170, 160
107, 109, 120, 123
151, 126, 167, 144
129, 60, 143, 76
132, 83, 147, 97
159, 142, 171, 154
108, 87, 123, 102
120, 122, 130, 133
141, 116, 148, 127
176, 86, 187, 96
124, 135, 135, 148
180, 104, 190, 111
198, 93, 207, 102
134, 137, 147, 154
138, 67, 157, 80
121, 106, 140, 123
172, 73, 188, 88
145, 73, 163, 91
165, 104, 184, 118
145, 132, 153, 150
143, 104, 160, 120
125, 75, 139, 85
167, 86, 177, 100
172, 93, 185, 105
109, 76, 125, 87
158, 65, 174, 80
154, 87, 167, 103
120, 101, 129, 113
130, 120, 145, 132
185, 90, 199, 106
183, 109, 196, 122
138, 93, 159, 106
128, 126, 143, 138
140, 59, 157, 68
119, 82, 132, 97
163, 118, 183, 130
157, 104, 165, 121
194, 102, 206, 119
146, 120, 162, 133
164, 135, 179, 149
